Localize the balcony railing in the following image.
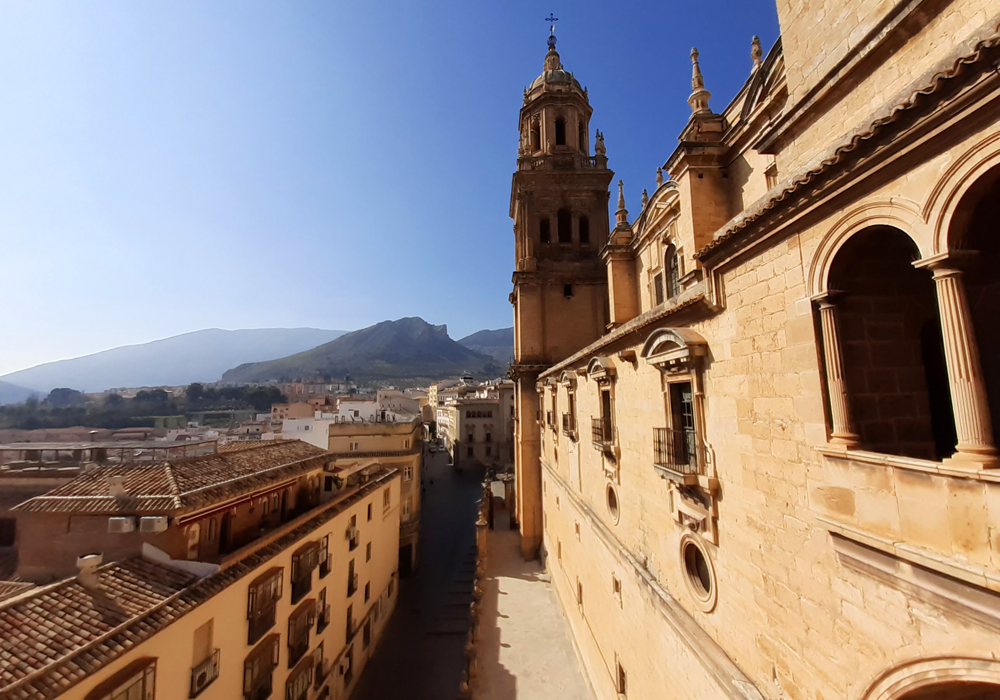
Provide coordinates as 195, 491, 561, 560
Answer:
318, 554, 331, 579
248, 603, 277, 645
290, 576, 312, 605
316, 604, 331, 634
652, 427, 705, 484
245, 677, 273, 700
347, 573, 359, 597
189, 649, 220, 698
591, 417, 614, 450
314, 660, 330, 689
561, 413, 576, 438
288, 635, 310, 668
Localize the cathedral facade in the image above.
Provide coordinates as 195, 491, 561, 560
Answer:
509, 1, 1000, 698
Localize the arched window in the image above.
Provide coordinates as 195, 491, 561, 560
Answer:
530, 120, 541, 152
540, 217, 551, 244
555, 117, 566, 146
557, 209, 572, 243
665, 245, 680, 299
577, 120, 586, 152
579, 216, 590, 245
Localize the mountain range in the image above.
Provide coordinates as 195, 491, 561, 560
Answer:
0, 328, 346, 396
457, 328, 514, 364
222, 317, 507, 385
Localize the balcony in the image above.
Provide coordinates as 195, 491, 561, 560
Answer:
245, 678, 273, 700
347, 526, 360, 552
316, 604, 331, 634
318, 554, 331, 579
591, 417, 614, 451
314, 660, 330, 689
288, 635, 309, 668
561, 413, 576, 439
248, 603, 277, 645
347, 572, 359, 597
290, 575, 312, 605
652, 427, 705, 485
189, 649, 220, 698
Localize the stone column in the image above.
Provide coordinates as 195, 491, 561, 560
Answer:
922, 258, 997, 465
815, 294, 859, 447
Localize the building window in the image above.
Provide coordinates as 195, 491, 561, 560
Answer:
367, 503, 373, 521
574, 521, 580, 540
247, 568, 283, 645
349, 442, 358, 452
557, 208, 572, 243
576, 578, 583, 609
665, 244, 680, 299
680, 533, 718, 612
364, 582, 371, 603
403, 466, 413, 481
555, 116, 566, 146
765, 162, 778, 189
287, 600, 315, 668
653, 272, 664, 305
563, 284, 573, 298
403, 496, 412, 518
617, 659, 627, 697
467, 446, 474, 457
606, 484, 620, 523
206, 517, 217, 543
290, 542, 320, 604
86, 659, 157, 700
579, 216, 590, 244
540, 217, 551, 244
613, 575, 622, 603
243, 636, 279, 700
383, 488, 391, 510
283, 653, 312, 700
404, 438, 410, 449
366, 542, 372, 562
485, 432, 492, 443
557, 539, 562, 562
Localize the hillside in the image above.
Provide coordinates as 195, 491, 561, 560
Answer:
1, 328, 346, 394
222, 317, 502, 384
0, 381, 38, 406
458, 327, 514, 365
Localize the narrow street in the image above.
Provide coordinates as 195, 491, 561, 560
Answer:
352, 446, 486, 700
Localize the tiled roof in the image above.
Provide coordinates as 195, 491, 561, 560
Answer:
13, 441, 330, 516
0, 558, 199, 692
0, 466, 398, 700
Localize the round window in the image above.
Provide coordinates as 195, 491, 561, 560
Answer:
606, 484, 620, 523
679, 533, 717, 612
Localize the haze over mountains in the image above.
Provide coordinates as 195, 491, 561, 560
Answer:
457, 328, 514, 365
0, 328, 346, 395
222, 317, 508, 385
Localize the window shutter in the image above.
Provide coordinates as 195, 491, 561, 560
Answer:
291, 554, 299, 581
247, 587, 256, 618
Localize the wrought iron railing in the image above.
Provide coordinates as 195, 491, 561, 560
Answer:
591, 417, 613, 449
287, 635, 309, 668
248, 603, 276, 645
347, 572, 359, 597
318, 554, 331, 579
244, 677, 273, 700
189, 649, 220, 698
316, 604, 331, 634
652, 427, 704, 478
290, 576, 312, 605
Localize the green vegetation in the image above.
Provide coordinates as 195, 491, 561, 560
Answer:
0, 384, 287, 430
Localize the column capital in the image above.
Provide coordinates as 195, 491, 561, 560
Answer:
912, 250, 978, 275
810, 290, 845, 308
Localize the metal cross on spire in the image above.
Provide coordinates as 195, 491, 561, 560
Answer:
545, 13, 559, 34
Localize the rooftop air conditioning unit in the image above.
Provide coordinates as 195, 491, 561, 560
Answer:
108, 517, 136, 534
139, 516, 168, 533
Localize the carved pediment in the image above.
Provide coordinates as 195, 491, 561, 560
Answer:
641, 328, 707, 372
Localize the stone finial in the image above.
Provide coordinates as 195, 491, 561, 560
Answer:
656, 167, 664, 186
616, 180, 628, 225
523, 87, 529, 105
544, 31, 562, 72
688, 47, 712, 115
594, 129, 606, 156
641, 189, 649, 208
751, 35, 763, 70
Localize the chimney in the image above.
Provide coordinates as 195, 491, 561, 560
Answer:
107, 475, 126, 497
76, 553, 103, 591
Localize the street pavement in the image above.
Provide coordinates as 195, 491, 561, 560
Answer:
351, 447, 486, 700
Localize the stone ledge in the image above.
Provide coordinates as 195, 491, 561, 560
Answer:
815, 445, 1000, 483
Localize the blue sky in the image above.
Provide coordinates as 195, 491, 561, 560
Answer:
0, 1, 779, 376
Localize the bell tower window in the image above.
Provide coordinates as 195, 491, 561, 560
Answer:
579, 216, 590, 244
540, 217, 551, 244
578, 120, 586, 152
530, 120, 541, 152
557, 209, 572, 243
555, 117, 566, 146
665, 245, 680, 299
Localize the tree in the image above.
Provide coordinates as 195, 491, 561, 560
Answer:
186, 383, 205, 402
104, 393, 123, 407
46, 388, 87, 408
135, 389, 169, 403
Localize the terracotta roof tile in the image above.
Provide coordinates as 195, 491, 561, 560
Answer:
12, 441, 330, 516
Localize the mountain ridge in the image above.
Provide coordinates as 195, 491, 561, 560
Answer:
458, 327, 514, 365
1, 327, 347, 394
222, 317, 502, 384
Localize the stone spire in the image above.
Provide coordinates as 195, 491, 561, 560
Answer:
688, 47, 712, 115
656, 167, 664, 187
544, 27, 562, 71
641, 189, 649, 208
751, 35, 763, 70
616, 180, 629, 225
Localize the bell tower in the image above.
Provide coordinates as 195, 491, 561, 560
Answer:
510, 25, 613, 559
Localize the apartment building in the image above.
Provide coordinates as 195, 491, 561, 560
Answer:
510, 7, 1000, 700
0, 440, 401, 700
326, 417, 423, 575
435, 381, 514, 470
